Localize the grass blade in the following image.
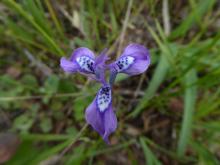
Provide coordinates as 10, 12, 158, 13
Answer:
44, 0, 65, 37
139, 137, 162, 165
3, 0, 64, 56
190, 140, 219, 165
129, 54, 169, 118
129, 22, 176, 118
177, 69, 197, 156
170, 0, 216, 39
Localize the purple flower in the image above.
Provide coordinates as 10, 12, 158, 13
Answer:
85, 85, 117, 143
93, 48, 109, 85
60, 47, 95, 74
60, 47, 108, 84
109, 44, 150, 85
60, 44, 150, 144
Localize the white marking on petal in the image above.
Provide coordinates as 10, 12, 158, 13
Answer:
76, 56, 94, 73
97, 86, 111, 112
116, 56, 134, 72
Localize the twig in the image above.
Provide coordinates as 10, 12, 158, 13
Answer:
134, 74, 146, 98
58, 123, 89, 158
106, 36, 120, 56
24, 49, 52, 76
162, 0, 171, 36
0, 93, 83, 102
116, 89, 145, 96
117, 0, 133, 57
107, 0, 147, 58
0, 109, 12, 127
39, 123, 88, 164
126, 74, 145, 111
45, 0, 63, 35
58, 5, 85, 36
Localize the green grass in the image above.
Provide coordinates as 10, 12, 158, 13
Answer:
0, 0, 220, 164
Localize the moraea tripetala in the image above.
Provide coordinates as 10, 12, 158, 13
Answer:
60, 44, 150, 143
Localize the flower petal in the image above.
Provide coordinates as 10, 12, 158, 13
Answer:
94, 48, 109, 84
94, 48, 109, 68
103, 106, 117, 143
85, 98, 104, 136
71, 48, 95, 74
96, 86, 112, 112
122, 44, 149, 58
70, 47, 95, 61
120, 55, 150, 75
60, 47, 96, 74
85, 85, 117, 143
111, 43, 150, 76
60, 57, 79, 73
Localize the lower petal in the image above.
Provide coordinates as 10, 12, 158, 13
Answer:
85, 86, 117, 144
103, 106, 117, 143
85, 98, 104, 136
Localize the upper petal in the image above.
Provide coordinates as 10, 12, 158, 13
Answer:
112, 43, 150, 76
71, 48, 95, 74
94, 48, 109, 84
70, 47, 95, 61
121, 43, 149, 59
94, 48, 109, 68
60, 47, 96, 74
60, 57, 79, 73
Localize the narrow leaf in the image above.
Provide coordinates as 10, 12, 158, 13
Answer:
177, 69, 197, 156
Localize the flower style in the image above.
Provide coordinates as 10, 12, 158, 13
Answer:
60, 44, 150, 143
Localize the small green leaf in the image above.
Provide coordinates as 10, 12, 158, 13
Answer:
13, 115, 34, 133
40, 117, 52, 133
44, 75, 59, 94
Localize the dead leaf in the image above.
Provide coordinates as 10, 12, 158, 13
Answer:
126, 125, 142, 137
39, 155, 61, 165
168, 98, 183, 112
6, 67, 21, 78
0, 133, 20, 164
